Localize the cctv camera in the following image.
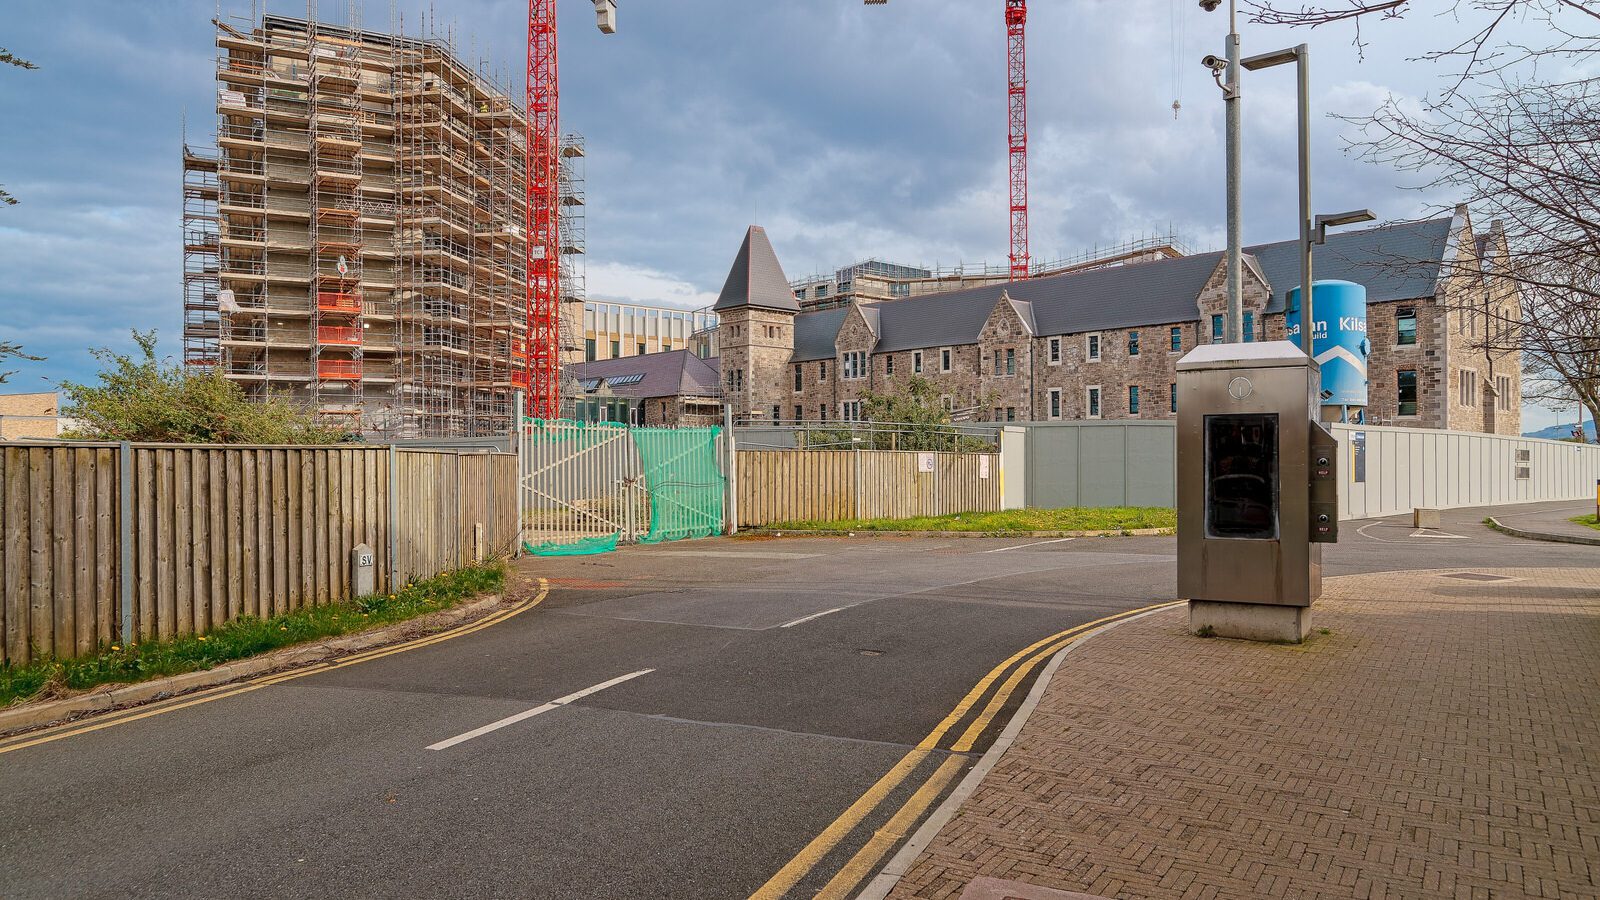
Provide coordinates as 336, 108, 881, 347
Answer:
1198, 0, 1222, 11
1201, 54, 1225, 71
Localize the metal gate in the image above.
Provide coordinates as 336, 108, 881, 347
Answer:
517, 419, 727, 552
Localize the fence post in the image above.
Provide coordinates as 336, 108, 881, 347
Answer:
387, 443, 398, 592
118, 441, 135, 645
514, 390, 525, 557
723, 404, 738, 535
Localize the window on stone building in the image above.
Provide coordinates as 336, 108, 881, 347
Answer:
842, 351, 866, 380
794, 405, 803, 422
1048, 337, 1061, 364
913, 351, 923, 373
1243, 312, 1255, 343
1211, 315, 1223, 344
1128, 331, 1140, 356
1170, 327, 1182, 352
1398, 369, 1418, 416
941, 348, 952, 371
1086, 333, 1100, 361
993, 349, 1003, 376
1048, 388, 1062, 420
1005, 407, 1016, 422
1005, 348, 1015, 375
1170, 383, 1178, 413
1496, 376, 1512, 411
1458, 369, 1477, 408
794, 365, 803, 391
1397, 307, 1417, 345
1086, 385, 1102, 419
1129, 385, 1141, 415
993, 407, 1002, 422
818, 404, 827, 422
885, 355, 895, 376
772, 405, 780, 423
842, 401, 861, 422
819, 360, 828, 382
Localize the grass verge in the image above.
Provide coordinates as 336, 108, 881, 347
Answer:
763, 507, 1176, 534
1571, 514, 1600, 532
0, 562, 506, 708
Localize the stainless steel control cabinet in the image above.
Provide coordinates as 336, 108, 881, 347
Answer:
1176, 342, 1334, 609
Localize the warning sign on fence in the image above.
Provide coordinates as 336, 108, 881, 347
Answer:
917, 453, 935, 473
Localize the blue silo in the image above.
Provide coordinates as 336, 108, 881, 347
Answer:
1286, 280, 1369, 422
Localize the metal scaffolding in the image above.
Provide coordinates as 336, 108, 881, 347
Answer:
186, 2, 582, 437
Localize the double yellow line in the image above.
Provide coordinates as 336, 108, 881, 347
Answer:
0, 578, 551, 757
751, 600, 1181, 900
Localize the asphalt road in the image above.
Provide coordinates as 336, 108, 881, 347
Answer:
0, 501, 1591, 899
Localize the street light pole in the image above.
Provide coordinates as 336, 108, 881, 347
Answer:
1295, 44, 1312, 355
1242, 43, 1312, 354
1225, 3, 1243, 344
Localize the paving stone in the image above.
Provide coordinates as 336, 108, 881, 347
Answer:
889, 566, 1600, 899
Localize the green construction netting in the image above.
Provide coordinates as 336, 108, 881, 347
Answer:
634, 425, 726, 543
519, 419, 725, 555
525, 533, 619, 556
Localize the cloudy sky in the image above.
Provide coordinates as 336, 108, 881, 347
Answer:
0, 0, 1578, 430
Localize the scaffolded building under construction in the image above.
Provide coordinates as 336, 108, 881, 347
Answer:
183, 7, 585, 437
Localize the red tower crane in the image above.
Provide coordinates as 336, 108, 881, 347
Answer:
524, 1, 616, 420
1005, 0, 1029, 281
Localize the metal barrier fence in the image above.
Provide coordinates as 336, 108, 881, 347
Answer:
517, 419, 727, 550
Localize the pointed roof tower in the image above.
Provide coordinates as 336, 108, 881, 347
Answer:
712, 226, 800, 313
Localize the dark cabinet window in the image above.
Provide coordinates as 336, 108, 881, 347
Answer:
1204, 413, 1279, 540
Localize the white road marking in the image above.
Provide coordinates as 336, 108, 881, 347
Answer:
1409, 529, 1470, 539
778, 605, 855, 628
425, 669, 655, 751
982, 537, 1076, 553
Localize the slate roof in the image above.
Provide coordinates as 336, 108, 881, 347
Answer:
793, 307, 849, 362
711, 225, 800, 313
1251, 216, 1452, 313
566, 350, 721, 400
787, 217, 1454, 359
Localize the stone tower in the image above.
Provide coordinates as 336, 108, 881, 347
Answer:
713, 226, 798, 422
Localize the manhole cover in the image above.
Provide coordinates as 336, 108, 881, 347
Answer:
1440, 572, 1513, 582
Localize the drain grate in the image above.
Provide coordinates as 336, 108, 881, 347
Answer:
1440, 572, 1514, 582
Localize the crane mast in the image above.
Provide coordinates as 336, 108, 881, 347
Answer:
1005, 0, 1029, 281
525, 0, 561, 419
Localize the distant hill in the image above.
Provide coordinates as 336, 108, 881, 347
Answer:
1523, 421, 1597, 441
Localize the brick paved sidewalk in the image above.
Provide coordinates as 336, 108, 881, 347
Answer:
887, 567, 1600, 900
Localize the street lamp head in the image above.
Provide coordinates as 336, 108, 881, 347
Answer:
1198, 0, 1222, 11
1316, 209, 1378, 229
1314, 209, 1378, 244
1241, 47, 1301, 71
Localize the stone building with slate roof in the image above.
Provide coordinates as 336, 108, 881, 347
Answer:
566, 350, 724, 427
711, 209, 1520, 434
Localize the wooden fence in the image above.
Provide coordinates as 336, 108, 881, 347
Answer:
0, 442, 517, 665
736, 449, 1000, 528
